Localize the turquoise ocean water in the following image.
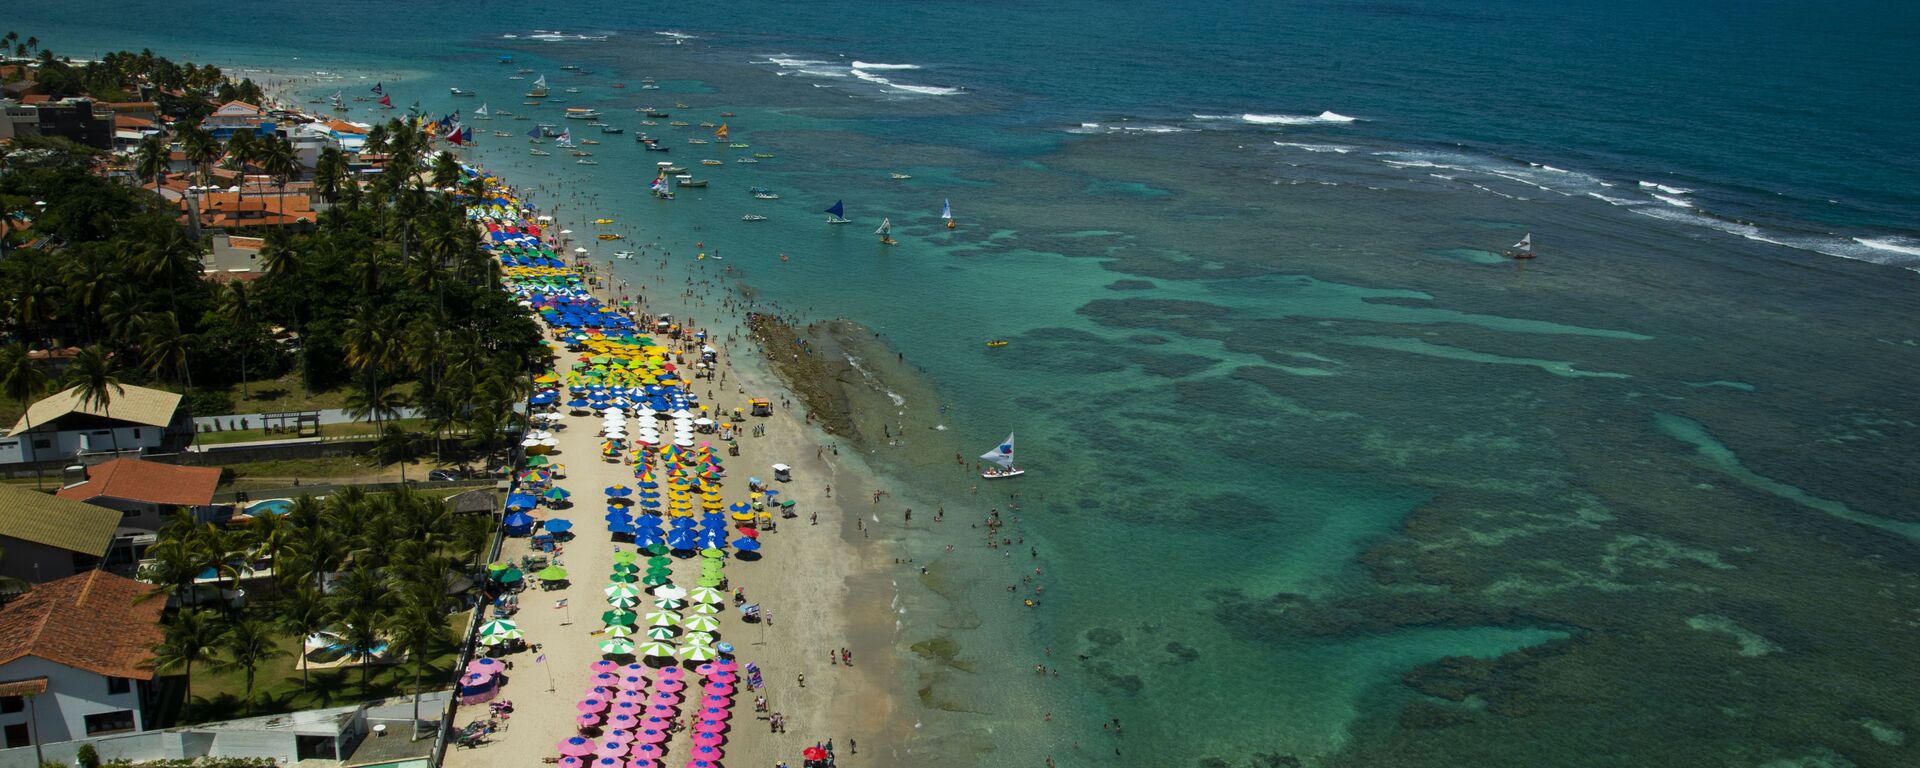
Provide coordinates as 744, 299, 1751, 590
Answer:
16, 1, 1920, 765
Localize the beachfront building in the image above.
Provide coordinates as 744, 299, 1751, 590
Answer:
0, 571, 165, 752
0, 97, 115, 149
0, 485, 123, 586
0, 385, 193, 465
56, 458, 222, 536
198, 100, 274, 140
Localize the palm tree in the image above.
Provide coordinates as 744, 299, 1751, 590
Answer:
218, 282, 257, 400
428, 151, 461, 191
134, 135, 170, 191
313, 147, 347, 204
277, 585, 330, 690
381, 599, 447, 739
63, 346, 122, 454
259, 136, 298, 224
0, 344, 47, 461
139, 314, 195, 393
138, 537, 204, 607
149, 608, 222, 706
214, 619, 288, 715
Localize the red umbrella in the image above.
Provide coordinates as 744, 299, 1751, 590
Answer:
803, 746, 828, 761
736, 526, 760, 539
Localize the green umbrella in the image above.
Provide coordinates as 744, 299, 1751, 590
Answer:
699, 548, 725, 559
680, 614, 721, 632
677, 644, 717, 661
641, 573, 673, 586
613, 563, 640, 574
652, 597, 685, 610
600, 637, 636, 655
608, 595, 640, 609
487, 562, 509, 573
604, 624, 636, 639
700, 561, 725, 574
644, 543, 669, 556
609, 572, 638, 583
537, 566, 569, 581
645, 610, 679, 627
686, 587, 726, 604
524, 455, 551, 467
494, 567, 524, 584
644, 625, 677, 640
477, 633, 510, 647
686, 602, 720, 616
602, 609, 638, 626
479, 619, 523, 639
646, 556, 674, 568
636, 641, 677, 658
696, 574, 723, 587
680, 630, 715, 646
605, 583, 643, 599
612, 551, 640, 565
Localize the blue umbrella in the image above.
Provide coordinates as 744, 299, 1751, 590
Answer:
637, 515, 666, 528
669, 517, 698, 529
506, 493, 539, 510
567, 398, 591, 408
637, 499, 662, 509
503, 511, 535, 532
635, 479, 660, 490
606, 486, 634, 498
609, 521, 637, 535
665, 531, 697, 550
734, 538, 761, 552
545, 519, 574, 533
727, 502, 751, 514
634, 534, 663, 549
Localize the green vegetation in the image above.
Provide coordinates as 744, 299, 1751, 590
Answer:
1, 33, 250, 120
141, 488, 493, 724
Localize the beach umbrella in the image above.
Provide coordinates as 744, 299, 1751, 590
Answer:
611, 551, 640, 565
600, 637, 637, 655
654, 585, 689, 601
608, 595, 640, 609
686, 587, 725, 604
606, 485, 633, 497
478, 619, 522, 640
636, 641, 676, 658
733, 538, 761, 553
544, 487, 573, 501
613, 562, 640, 574
644, 625, 676, 640
641, 572, 673, 586
606, 583, 643, 599
652, 597, 684, 610
696, 574, 723, 588
544, 519, 575, 534
679, 644, 718, 661
645, 610, 678, 627
680, 614, 720, 632
603, 609, 638, 626
679, 631, 715, 647
525, 455, 552, 467
604, 624, 636, 639
698, 547, 725, 559
646, 556, 674, 568
559, 737, 598, 757
537, 565, 570, 581
609, 572, 639, 584
686, 602, 720, 616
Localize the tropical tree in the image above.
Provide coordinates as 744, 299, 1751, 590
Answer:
149, 607, 223, 705
0, 344, 47, 456
218, 281, 258, 399
381, 599, 447, 739
62, 345, 122, 453
277, 585, 330, 689
258, 136, 298, 223
139, 313, 195, 392
212, 618, 288, 715
312, 147, 347, 204
134, 134, 170, 190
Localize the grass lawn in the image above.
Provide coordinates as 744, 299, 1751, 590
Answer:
159, 611, 472, 726
219, 456, 464, 491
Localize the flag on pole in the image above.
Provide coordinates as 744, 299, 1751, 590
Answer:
555, 599, 569, 608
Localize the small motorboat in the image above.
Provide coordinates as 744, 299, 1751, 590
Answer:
891, 172, 912, 180
577, 159, 599, 165
676, 177, 707, 188
741, 214, 768, 222
597, 233, 626, 241
496, 109, 515, 115
581, 139, 600, 145
530, 149, 551, 156
450, 87, 475, 96
612, 83, 627, 89
720, 112, 735, 117
727, 143, 751, 149
645, 144, 670, 152
601, 126, 625, 134
736, 157, 758, 164
753, 153, 775, 159
986, 340, 1009, 348
571, 150, 592, 157
564, 87, 581, 93
493, 130, 513, 137
640, 120, 658, 126
560, 65, 582, 72
699, 122, 716, 128
662, 165, 687, 174
645, 110, 670, 118
702, 159, 723, 166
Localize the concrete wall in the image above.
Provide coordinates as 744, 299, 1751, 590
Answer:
0, 703, 370, 768
1, 426, 166, 465
0, 658, 144, 744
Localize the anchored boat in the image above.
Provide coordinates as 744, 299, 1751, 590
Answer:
825, 200, 850, 224
980, 434, 1024, 479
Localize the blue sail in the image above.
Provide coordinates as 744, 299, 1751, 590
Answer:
825, 201, 845, 218
527, 127, 541, 138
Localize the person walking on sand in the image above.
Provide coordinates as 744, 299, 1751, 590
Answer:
798, 673, 805, 687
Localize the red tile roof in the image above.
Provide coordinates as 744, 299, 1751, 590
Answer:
56, 458, 221, 507
0, 570, 165, 680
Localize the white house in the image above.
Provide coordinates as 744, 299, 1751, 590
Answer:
0, 385, 194, 465
0, 570, 165, 750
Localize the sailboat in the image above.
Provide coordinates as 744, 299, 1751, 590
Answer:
1506, 232, 1536, 260
875, 218, 897, 245
941, 199, 955, 230
526, 75, 549, 98
715, 123, 729, 142
825, 200, 850, 224
473, 103, 491, 120
980, 433, 1024, 479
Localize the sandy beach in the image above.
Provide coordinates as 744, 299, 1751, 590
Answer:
443, 201, 905, 768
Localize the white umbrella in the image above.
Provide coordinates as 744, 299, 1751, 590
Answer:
670, 409, 696, 419
644, 625, 677, 640
575, 247, 589, 253
693, 418, 714, 426
672, 438, 694, 447
654, 585, 689, 601
686, 602, 721, 615
539, 437, 560, 447
771, 464, 792, 472
637, 641, 677, 658
680, 614, 720, 632
644, 610, 679, 626
634, 407, 658, 418
686, 586, 725, 604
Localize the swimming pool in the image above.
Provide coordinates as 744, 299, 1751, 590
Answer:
243, 498, 295, 517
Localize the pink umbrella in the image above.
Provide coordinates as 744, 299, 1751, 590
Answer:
654, 678, 685, 692
650, 692, 681, 707
693, 719, 726, 734
575, 713, 602, 729
712, 660, 738, 673
623, 663, 649, 674
630, 743, 663, 761
577, 698, 610, 713
702, 683, 734, 697
595, 741, 628, 759
560, 758, 585, 768
468, 658, 506, 675
626, 760, 659, 768
619, 674, 649, 690
608, 714, 638, 730
559, 736, 597, 757
656, 666, 685, 679
635, 727, 669, 744
645, 704, 674, 718
585, 685, 613, 699
699, 694, 729, 708
704, 672, 736, 685
591, 757, 622, 768
696, 706, 731, 721
692, 732, 724, 748
693, 663, 717, 676
592, 672, 620, 687
687, 745, 724, 762
604, 728, 634, 744
590, 660, 620, 674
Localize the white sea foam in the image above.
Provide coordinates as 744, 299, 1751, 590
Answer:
849, 68, 959, 95
1637, 181, 1694, 195
1587, 192, 1645, 206
767, 56, 830, 67
797, 69, 848, 78
656, 31, 698, 40
1651, 194, 1695, 209
1272, 141, 1354, 154
851, 61, 920, 70
1855, 237, 1920, 258
1243, 111, 1360, 125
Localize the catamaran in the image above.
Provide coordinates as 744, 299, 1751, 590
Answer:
980, 433, 1024, 479
876, 218, 897, 245
526, 75, 549, 98
1506, 233, 1536, 260
941, 199, 955, 230
825, 200, 850, 224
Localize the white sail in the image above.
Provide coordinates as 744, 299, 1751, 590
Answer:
980, 433, 1015, 468
534, 75, 547, 89
475, 103, 489, 116
940, 199, 952, 220
1512, 233, 1531, 250
875, 218, 892, 236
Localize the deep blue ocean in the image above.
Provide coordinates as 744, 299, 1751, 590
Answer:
17, 1, 1920, 765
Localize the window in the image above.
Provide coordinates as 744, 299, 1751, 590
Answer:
83, 709, 136, 735
132, 428, 142, 440
0, 695, 20, 713
107, 677, 131, 695
3, 722, 28, 748
31, 439, 50, 450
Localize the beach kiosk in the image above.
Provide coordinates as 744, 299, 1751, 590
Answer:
771, 463, 792, 483
749, 398, 772, 417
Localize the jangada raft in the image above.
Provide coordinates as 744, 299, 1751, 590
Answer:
980, 433, 1024, 479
